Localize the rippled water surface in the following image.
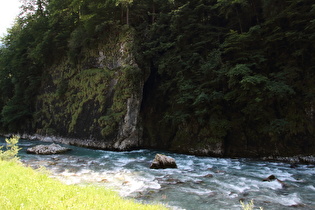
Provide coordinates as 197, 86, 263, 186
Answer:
1, 137, 315, 209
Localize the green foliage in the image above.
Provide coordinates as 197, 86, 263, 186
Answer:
0, 136, 20, 162
0, 160, 165, 210
136, 0, 315, 155
0, 0, 314, 155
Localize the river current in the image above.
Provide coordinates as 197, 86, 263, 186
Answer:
1, 137, 315, 209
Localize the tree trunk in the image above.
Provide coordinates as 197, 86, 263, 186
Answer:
126, 6, 129, 25
121, 5, 124, 24
152, 4, 156, 23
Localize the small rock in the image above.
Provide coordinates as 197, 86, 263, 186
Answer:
122, 181, 129, 185
263, 175, 277, 182
150, 154, 177, 169
262, 175, 288, 188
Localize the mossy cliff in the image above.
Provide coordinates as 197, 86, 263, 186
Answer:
1, 1, 314, 157
22, 24, 315, 156
33, 27, 143, 150
30, 25, 224, 155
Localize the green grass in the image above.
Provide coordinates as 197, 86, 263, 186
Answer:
0, 160, 166, 210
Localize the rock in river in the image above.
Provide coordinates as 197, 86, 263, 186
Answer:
150, 154, 177, 169
27, 143, 71, 155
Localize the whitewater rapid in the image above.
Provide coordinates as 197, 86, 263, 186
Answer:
2, 138, 315, 209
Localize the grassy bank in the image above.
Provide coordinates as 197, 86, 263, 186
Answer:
0, 160, 165, 209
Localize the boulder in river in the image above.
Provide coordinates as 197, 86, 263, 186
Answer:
262, 174, 288, 188
263, 175, 277, 182
150, 154, 177, 169
27, 143, 71, 155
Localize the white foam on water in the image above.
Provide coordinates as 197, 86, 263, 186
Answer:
114, 157, 136, 167
273, 193, 302, 206
231, 165, 241, 170
179, 186, 214, 196
212, 179, 250, 193
261, 179, 283, 190
306, 185, 315, 191
176, 159, 194, 171
49, 166, 162, 197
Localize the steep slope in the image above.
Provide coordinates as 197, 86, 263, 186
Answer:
34, 28, 143, 150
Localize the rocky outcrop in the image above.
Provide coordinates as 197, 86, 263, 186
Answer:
150, 154, 177, 169
33, 28, 143, 151
27, 144, 71, 155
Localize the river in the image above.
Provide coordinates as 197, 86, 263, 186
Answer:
1, 137, 315, 209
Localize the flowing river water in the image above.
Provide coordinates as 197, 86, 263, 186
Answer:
1, 137, 315, 209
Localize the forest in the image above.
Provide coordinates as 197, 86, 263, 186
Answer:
0, 0, 314, 157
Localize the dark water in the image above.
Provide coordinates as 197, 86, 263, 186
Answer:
1, 137, 315, 209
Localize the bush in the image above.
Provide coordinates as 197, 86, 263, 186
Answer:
0, 135, 20, 161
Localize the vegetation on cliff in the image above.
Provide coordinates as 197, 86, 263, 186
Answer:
0, 0, 314, 156
137, 0, 315, 156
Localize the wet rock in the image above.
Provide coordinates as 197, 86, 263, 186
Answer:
263, 175, 277, 181
262, 175, 288, 188
207, 167, 225, 174
47, 161, 57, 166
27, 143, 71, 155
150, 154, 177, 169
100, 179, 109, 183
122, 181, 130, 185
276, 179, 289, 188
204, 174, 214, 178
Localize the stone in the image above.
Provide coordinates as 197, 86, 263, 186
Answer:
150, 154, 177, 169
27, 143, 71, 155
204, 174, 214, 178
262, 175, 277, 182
262, 175, 288, 188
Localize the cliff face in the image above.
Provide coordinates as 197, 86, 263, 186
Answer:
32, 27, 224, 156
34, 28, 143, 150
30, 26, 314, 157
140, 67, 224, 156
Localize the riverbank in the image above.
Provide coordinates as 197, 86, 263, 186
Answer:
0, 160, 165, 210
2, 133, 315, 165
261, 155, 315, 165
2, 136, 315, 209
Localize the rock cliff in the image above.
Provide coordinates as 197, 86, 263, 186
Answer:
34, 27, 143, 151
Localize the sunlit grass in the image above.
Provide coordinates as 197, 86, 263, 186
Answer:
0, 160, 166, 210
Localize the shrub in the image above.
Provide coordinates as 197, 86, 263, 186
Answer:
0, 135, 20, 161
